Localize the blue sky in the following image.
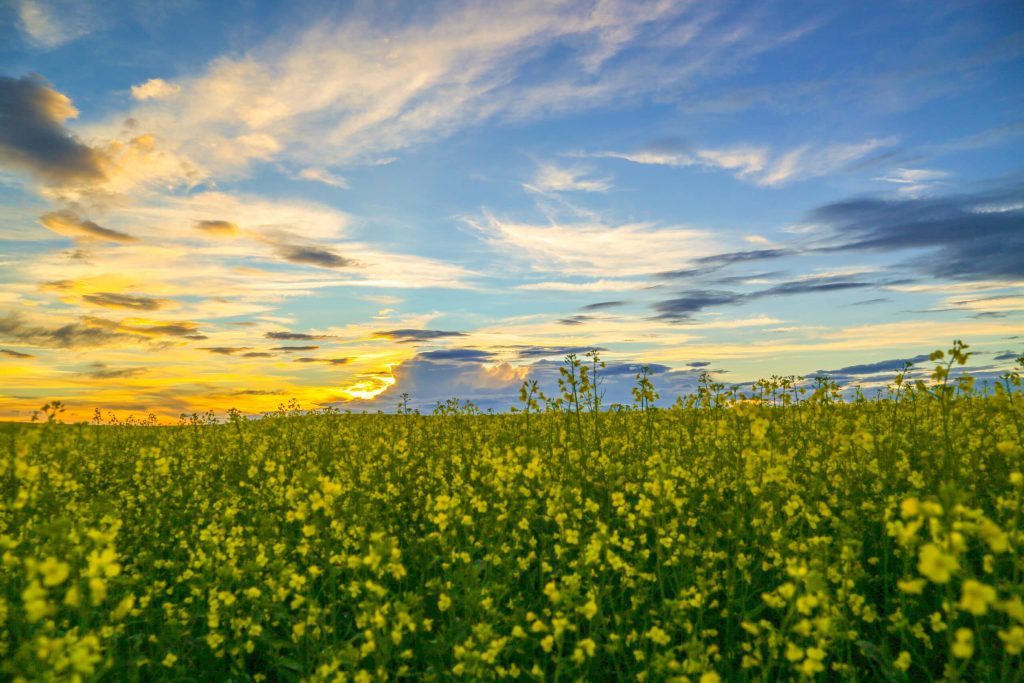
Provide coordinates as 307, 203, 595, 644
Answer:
0, 0, 1022, 418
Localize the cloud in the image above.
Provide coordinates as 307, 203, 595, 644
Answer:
874, 167, 949, 197
374, 329, 467, 343
0, 312, 130, 349
514, 345, 607, 359
419, 348, 496, 362
293, 357, 350, 365
104, 2, 814, 176
994, 352, 1021, 362
809, 184, 1024, 280
810, 354, 931, 380
241, 351, 273, 358
515, 279, 650, 292
271, 345, 319, 352
467, 212, 717, 277
298, 167, 350, 189
39, 210, 138, 243
1, 348, 34, 358
273, 243, 357, 269
265, 331, 327, 341
653, 275, 877, 322
653, 290, 745, 322
594, 137, 893, 186
524, 163, 612, 194
14, 0, 95, 49
82, 362, 147, 379
194, 220, 240, 237
658, 248, 794, 279
131, 78, 181, 101
201, 346, 249, 355
81, 292, 170, 311
0, 75, 107, 185
581, 300, 627, 311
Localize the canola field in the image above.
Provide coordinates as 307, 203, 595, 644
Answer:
1, 346, 1023, 682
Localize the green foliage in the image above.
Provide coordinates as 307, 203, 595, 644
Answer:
0, 345, 1022, 681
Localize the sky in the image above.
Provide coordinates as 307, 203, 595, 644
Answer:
0, 0, 1022, 420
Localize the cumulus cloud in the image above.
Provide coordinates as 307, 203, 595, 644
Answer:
39, 210, 138, 243
131, 78, 181, 101
0, 75, 107, 185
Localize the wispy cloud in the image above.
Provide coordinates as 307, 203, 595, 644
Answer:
467, 212, 718, 277
38, 210, 139, 243
592, 137, 894, 186
524, 163, 612, 194
873, 168, 949, 197
81, 292, 170, 311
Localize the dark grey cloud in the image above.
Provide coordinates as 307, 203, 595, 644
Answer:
271, 345, 319, 352
758, 278, 872, 297
1, 348, 34, 358
241, 351, 273, 358
39, 210, 138, 243
229, 389, 285, 396
812, 354, 931, 378
82, 292, 168, 311
265, 331, 327, 341
200, 346, 250, 355
275, 243, 356, 269
653, 276, 880, 322
810, 185, 1024, 280
581, 300, 627, 311
557, 315, 590, 326
374, 329, 467, 343
0, 75, 107, 185
83, 362, 147, 379
194, 220, 239, 236
850, 297, 890, 306
293, 357, 349, 365
419, 349, 495, 362
994, 352, 1021, 361
653, 290, 744, 322
0, 312, 130, 348
687, 361, 711, 368
658, 248, 794, 280
514, 345, 607, 359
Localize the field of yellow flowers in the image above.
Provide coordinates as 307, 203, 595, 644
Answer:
2, 344, 1022, 681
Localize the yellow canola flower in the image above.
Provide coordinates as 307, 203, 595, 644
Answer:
894, 651, 911, 671
38, 557, 70, 587
958, 579, 996, 616
952, 628, 974, 659
917, 544, 958, 584
999, 626, 1024, 655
